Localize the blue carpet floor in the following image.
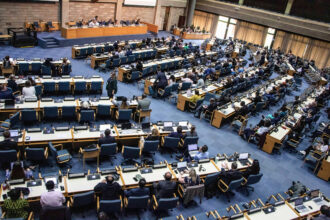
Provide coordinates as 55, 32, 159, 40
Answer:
0, 33, 329, 220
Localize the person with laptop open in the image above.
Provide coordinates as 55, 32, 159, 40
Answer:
0, 130, 18, 152
193, 145, 209, 161
98, 129, 116, 146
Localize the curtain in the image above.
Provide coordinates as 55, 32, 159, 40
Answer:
234, 20, 267, 46
192, 10, 215, 32
272, 31, 310, 58
304, 39, 330, 69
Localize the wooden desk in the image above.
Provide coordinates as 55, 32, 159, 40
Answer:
61, 25, 148, 39
182, 32, 211, 40
262, 125, 291, 154
173, 28, 181, 36
141, 22, 158, 34
317, 156, 330, 181
288, 197, 329, 218
245, 202, 299, 220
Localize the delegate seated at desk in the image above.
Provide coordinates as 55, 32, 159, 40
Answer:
0, 130, 19, 152
307, 205, 330, 220
185, 126, 197, 137
146, 128, 160, 141
7, 75, 18, 92
89, 19, 99, 27
242, 159, 260, 178
22, 80, 36, 99
94, 175, 122, 200
98, 129, 116, 146
2, 188, 29, 219
194, 145, 209, 161
125, 179, 149, 197
194, 98, 216, 118
169, 126, 184, 139
219, 162, 242, 185
0, 84, 14, 100
178, 168, 201, 187
40, 180, 66, 208
153, 172, 177, 199
137, 94, 151, 110
6, 161, 33, 181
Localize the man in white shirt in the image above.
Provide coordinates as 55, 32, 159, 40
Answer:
89, 19, 99, 27
40, 181, 65, 207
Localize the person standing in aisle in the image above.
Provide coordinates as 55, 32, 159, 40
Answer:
106, 72, 117, 98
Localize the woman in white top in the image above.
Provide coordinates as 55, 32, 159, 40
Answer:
168, 75, 176, 86
22, 80, 36, 98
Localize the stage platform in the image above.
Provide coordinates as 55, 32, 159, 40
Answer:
37, 31, 156, 48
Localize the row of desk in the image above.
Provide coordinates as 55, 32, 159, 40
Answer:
0, 155, 253, 202
173, 28, 211, 40
0, 75, 103, 91
24, 21, 60, 32
176, 68, 258, 111
90, 46, 168, 69
262, 86, 326, 154
12, 121, 192, 147
61, 25, 148, 39
0, 58, 69, 76
210, 75, 293, 128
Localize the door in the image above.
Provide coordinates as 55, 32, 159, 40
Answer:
163, 7, 170, 31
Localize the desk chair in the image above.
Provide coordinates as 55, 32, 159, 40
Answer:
48, 142, 71, 167
113, 58, 120, 68
78, 110, 95, 124
69, 191, 95, 217
41, 65, 52, 75
148, 86, 155, 97
179, 136, 199, 150
90, 81, 102, 94
25, 147, 48, 170
181, 82, 192, 91
178, 184, 204, 206
33, 21, 42, 32
43, 82, 56, 94
128, 55, 135, 63
127, 71, 141, 82
97, 196, 122, 217
152, 193, 179, 217
124, 195, 149, 217
0, 112, 20, 129
161, 136, 180, 154
218, 177, 245, 202
62, 106, 76, 120
74, 81, 86, 94
231, 115, 248, 135
31, 62, 41, 74
62, 64, 72, 75
46, 21, 56, 32
43, 106, 59, 120
0, 150, 20, 166
303, 150, 326, 174
99, 59, 111, 72
35, 85, 42, 98
40, 205, 71, 220
116, 109, 132, 122
240, 173, 263, 196
18, 63, 29, 75
121, 146, 141, 166
134, 109, 151, 123
20, 109, 38, 124
142, 140, 159, 158
158, 86, 172, 99
188, 98, 203, 112
202, 172, 220, 199
100, 143, 117, 165
58, 81, 71, 94
97, 105, 111, 119
79, 145, 100, 169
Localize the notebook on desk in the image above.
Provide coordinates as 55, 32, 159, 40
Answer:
294, 198, 309, 213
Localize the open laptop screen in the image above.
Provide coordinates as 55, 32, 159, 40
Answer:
239, 153, 249, 160
177, 161, 187, 168
188, 144, 198, 151
164, 121, 172, 127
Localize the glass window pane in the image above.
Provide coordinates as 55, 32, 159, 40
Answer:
264, 33, 274, 48
219, 16, 229, 22
226, 24, 236, 39
268, 28, 275, 34
216, 21, 227, 39
230, 18, 237, 24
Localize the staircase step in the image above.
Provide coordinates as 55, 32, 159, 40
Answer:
46, 45, 59, 48
46, 42, 58, 45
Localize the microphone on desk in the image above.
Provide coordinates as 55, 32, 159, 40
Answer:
199, 165, 203, 172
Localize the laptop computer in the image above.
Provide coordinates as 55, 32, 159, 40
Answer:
142, 122, 151, 132
122, 122, 132, 130
163, 121, 174, 132
177, 161, 188, 172
9, 130, 19, 138
4, 99, 15, 108
311, 190, 327, 206
188, 144, 199, 158
294, 198, 309, 213
178, 121, 189, 130
238, 153, 249, 165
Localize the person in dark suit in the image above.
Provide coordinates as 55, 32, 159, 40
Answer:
7, 75, 18, 92
0, 85, 14, 100
125, 179, 149, 197
136, 60, 143, 72
0, 131, 18, 152
219, 162, 243, 185
242, 159, 260, 178
98, 129, 116, 146
154, 67, 168, 91
153, 172, 177, 198
169, 126, 184, 139
194, 98, 217, 118
94, 175, 122, 200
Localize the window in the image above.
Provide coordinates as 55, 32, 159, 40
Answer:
264, 28, 276, 48
215, 16, 237, 39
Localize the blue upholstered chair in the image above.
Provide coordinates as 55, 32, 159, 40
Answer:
100, 143, 117, 165
74, 81, 86, 94
79, 110, 95, 123
127, 71, 141, 81
25, 147, 48, 166
58, 81, 71, 94
218, 177, 245, 202
43, 82, 56, 94
116, 109, 132, 122
62, 106, 76, 119
162, 137, 180, 153
97, 105, 111, 118
90, 81, 102, 94
240, 173, 263, 196
43, 106, 58, 120
0, 150, 19, 165
121, 146, 141, 165
142, 140, 159, 155
0, 112, 20, 129
20, 110, 38, 123
48, 142, 71, 165
124, 195, 149, 210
